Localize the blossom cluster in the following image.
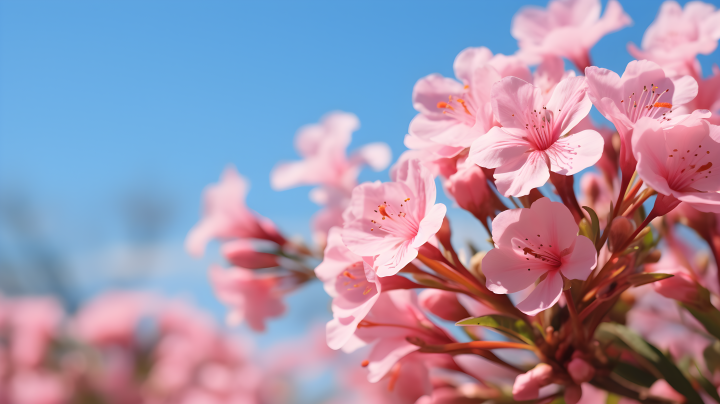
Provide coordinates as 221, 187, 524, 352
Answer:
0, 292, 347, 404
189, 0, 720, 403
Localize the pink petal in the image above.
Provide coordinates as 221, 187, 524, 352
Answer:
526, 197, 580, 250
516, 271, 564, 315
366, 339, 420, 383
545, 76, 592, 136
482, 248, 552, 294
670, 75, 699, 107
412, 204, 447, 249
374, 240, 419, 277
491, 77, 540, 129
631, 118, 674, 196
412, 74, 464, 116
467, 126, 531, 169
547, 129, 604, 175
559, 235, 597, 280
453, 46, 494, 84
494, 151, 550, 197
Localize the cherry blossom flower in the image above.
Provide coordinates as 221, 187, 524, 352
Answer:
483, 198, 597, 315
468, 76, 603, 197
316, 228, 383, 350
271, 111, 391, 193
349, 290, 452, 382
410, 47, 531, 151
342, 159, 447, 277
512, 0, 631, 70
209, 265, 286, 332
270, 112, 391, 246
628, 1, 720, 76
632, 116, 720, 213
586, 60, 701, 177
186, 166, 285, 257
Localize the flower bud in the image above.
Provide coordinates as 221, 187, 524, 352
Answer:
648, 380, 684, 402
512, 363, 553, 401
222, 240, 278, 269
608, 216, 634, 252
567, 358, 595, 384
418, 289, 470, 322
445, 164, 499, 222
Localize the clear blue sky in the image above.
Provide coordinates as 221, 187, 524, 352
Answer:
1, 0, 719, 334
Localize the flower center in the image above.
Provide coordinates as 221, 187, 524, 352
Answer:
666, 144, 715, 191
369, 198, 419, 239
619, 84, 673, 123
436, 87, 477, 127
521, 107, 557, 151
513, 235, 561, 268
336, 261, 375, 299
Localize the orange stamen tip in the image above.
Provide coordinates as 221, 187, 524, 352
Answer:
378, 204, 389, 217
436, 102, 448, 109
463, 84, 469, 89
361, 360, 369, 367
654, 102, 672, 109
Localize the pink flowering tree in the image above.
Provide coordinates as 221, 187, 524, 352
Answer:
187, 1, 720, 403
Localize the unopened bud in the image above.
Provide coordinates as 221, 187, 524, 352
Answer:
608, 217, 634, 252
418, 289, 470, 322
512, 363, 553, 401
567, 357, 595, 384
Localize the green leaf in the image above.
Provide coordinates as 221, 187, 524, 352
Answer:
705, 341, 720, 374
695, 363, 720, 403
612, 361, 657, 388
625, 272, 673, 287
456, 315, 535, 345
583, 206, 600, 244
597, 323, 704, 404
683, 299, 720, 341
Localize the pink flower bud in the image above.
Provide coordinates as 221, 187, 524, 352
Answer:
418, 289, 470, 322
608, 216, 634, 253
512, 363, 553, 401
222, 240, 279, 269
567, 358, 595, 384
445, 164, 500, 221
652, 269, 699, 304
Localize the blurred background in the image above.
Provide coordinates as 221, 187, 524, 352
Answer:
2, 0, 720, 351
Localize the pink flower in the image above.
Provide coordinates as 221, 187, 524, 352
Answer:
628, 1, 720, 76
72, 292, 155, 346
512, 0, 631, 70
632, 116, 720, 213
483, 198, 597, 315
351, 290, 452, 382
209, 265, 286, 332
468, 76, 603, 197
9, 298, 63, 368
9, 371, 68, 404
316, 228, 383, 350
512, 363, 553, 401
694, 66, 720, 125
186, 166, 285, 257
342, 159, 447, 277
585, 60, 700, 177
270, 111, 391, 193
410, 47, 531, 150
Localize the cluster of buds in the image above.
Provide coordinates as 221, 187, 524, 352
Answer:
189, 0, 720, 403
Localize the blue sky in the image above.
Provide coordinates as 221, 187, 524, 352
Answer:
1, 0, 720, 337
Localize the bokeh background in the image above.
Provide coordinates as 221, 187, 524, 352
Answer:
2, 0, 720, 352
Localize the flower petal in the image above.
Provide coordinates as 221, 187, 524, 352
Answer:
559, 235, 597, 280
482, 248, 552, 294
516, 271, 563, 315
494, 151, 550, 197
